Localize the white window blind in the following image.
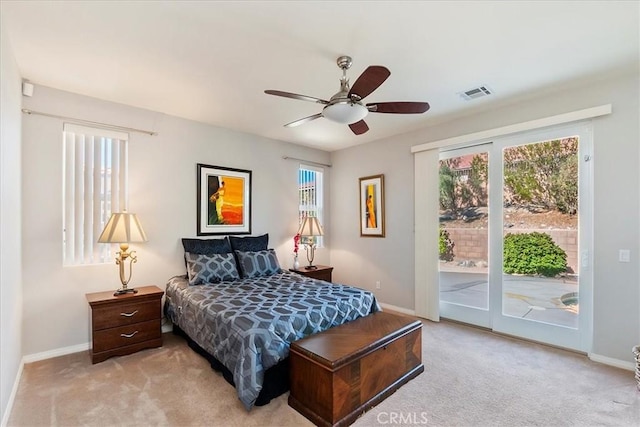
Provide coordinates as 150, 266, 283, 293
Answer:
298, 164, 324, 245
63, 123, 128, 265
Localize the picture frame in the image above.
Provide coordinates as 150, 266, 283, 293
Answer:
197, 163, 252, 235
359, 174, 385, 237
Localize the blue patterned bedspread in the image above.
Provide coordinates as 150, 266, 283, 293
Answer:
164, 271, 380, 410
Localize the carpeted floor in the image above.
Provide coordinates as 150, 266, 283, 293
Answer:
8, 319, 639, 426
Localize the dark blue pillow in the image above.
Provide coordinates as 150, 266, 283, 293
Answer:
182, 238, 232, 255
185, 252, 240, 285
228, 234, 269, 252
235, 249, 281, 278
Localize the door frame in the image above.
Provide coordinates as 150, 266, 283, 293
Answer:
438, 122, 593, 352
489, 122, 593, 352
439, 143, 492, 329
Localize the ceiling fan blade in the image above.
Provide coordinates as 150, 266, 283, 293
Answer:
367, 101, 431, 114
349, 120, 369, 135
348, 66, 390, 100
284, 113, 323, 128
265, 90, 329, 104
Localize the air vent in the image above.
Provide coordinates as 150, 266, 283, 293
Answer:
459, 85, 493, 101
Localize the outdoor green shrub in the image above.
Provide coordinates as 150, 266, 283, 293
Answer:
503, 138, 578, 211
439, 162, 456, 212
439, 153, 488, 215
468, 154, 488, 206
503, 232, 567, 277
550, 155, 578, 214
439, 227, 455, 261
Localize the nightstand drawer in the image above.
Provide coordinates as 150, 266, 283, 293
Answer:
92, 299, 161, 330
301, 268, 332, 282
290, 265, 333, 283
92, 319, 161, 352
86, 285, 164, 364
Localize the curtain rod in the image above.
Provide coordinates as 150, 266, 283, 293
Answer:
282, 156, 332, 168
21, 109, 158, 136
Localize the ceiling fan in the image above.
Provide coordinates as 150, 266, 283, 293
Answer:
264, 56, 430, 135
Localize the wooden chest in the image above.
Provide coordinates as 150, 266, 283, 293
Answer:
289, 311, 423, 427
86, 285, 164, 364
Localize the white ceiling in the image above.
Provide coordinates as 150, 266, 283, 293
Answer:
2, 1, 638, 151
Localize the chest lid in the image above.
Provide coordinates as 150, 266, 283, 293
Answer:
290, 311, 421, 371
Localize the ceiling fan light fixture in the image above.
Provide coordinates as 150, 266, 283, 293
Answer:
264, 55, 430, 135
322, 101, 368, 124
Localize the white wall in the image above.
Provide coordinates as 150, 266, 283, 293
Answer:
20, 85, 331, 357
330, 69, 640, 363
10, 52, 640, 393
0, 22, 23, 423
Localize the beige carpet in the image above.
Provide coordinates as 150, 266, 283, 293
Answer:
8, 320, 639, 426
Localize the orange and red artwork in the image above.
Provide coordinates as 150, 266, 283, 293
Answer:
366, 184, 377, 228
359, 174, 385, 238
198, 164, 252, 235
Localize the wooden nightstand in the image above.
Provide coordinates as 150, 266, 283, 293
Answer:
290, 265, 333, 282
86, 285, 164, 364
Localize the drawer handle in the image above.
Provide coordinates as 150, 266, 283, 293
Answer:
120, 310, 139, 317
120, 331, 139, 339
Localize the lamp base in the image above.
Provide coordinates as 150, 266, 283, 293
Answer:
304, 265, 318, 270
113, 287, 138, 296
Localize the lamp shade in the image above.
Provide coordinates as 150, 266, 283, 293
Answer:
297, 217, 324, 237
322, 101, 368, 124
98, 212, 147, 244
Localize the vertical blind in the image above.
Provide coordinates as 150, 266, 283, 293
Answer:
298, 165, 324, 244
413, 149, 440, 321
63, 123, 128, 265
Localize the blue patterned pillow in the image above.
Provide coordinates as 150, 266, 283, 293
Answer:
228, 234, 269, 252
182, 238, 232, 255
235, 249, 281, 278
185, 252, 240, 285
181, 237, 233, 269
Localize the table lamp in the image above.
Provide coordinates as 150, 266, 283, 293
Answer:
98, 211, 148, 296
297, 217, 324, 270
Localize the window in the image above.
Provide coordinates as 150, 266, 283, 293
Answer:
63, 124, 128, 265
298, 164, 324, 245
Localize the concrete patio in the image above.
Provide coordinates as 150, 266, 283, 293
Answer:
439, 270, 578, 328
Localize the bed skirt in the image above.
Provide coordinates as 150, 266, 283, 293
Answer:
172, 324, 290, 406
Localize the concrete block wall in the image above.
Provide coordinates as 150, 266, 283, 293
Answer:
445, 228, 578, 273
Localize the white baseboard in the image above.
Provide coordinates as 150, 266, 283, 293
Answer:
1, 361, 23, 427
4, 343, 92, 424
22, 342, 89, 364
23, 321, 174, 364
4, 326, 175, 424
588, 352, 635, 371
379, 302, 416, 316
376, 308, 634, 372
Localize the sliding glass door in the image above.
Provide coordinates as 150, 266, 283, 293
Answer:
438, 123, 592, 352
439, 145, 491, 328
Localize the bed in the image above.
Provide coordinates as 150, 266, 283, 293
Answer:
164, 235, 380, 411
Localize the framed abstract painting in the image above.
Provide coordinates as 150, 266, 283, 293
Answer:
359, 174, 385, 237
197, 163, 252, 235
